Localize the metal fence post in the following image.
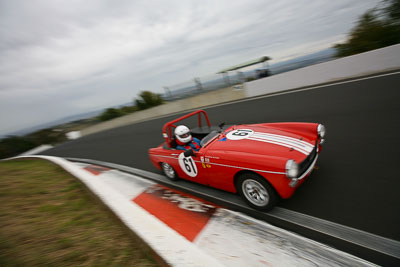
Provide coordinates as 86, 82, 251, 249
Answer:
163, 86, 172, 98
194, 77, 203, 91
221, 72, 231, 86
237, 71, 245, 84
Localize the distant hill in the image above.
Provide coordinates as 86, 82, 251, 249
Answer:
4, 101, 136, 138
6, 110, 103, 137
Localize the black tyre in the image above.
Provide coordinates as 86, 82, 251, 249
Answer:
237, 173, 278, 211
161, 162, 179, 181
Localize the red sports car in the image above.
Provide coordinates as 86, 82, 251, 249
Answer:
149, 110, 325, 211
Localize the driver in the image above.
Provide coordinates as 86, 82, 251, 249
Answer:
175, 125, 201, 151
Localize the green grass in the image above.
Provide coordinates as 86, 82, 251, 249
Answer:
0, 159, 161, 266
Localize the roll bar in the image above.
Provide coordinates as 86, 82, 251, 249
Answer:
162, 110, 211, 148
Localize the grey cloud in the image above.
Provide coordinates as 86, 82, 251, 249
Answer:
0, 0, 381, 135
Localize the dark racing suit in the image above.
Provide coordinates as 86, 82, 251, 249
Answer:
176, 137, 201, 151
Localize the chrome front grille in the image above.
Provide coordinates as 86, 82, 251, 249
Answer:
298, 142, 318, 176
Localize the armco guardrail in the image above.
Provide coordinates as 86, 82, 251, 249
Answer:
80, 44, 400, 137
245, 44, 400, 97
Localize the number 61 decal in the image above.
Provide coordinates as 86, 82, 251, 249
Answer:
226, 129, 254, 140
178, 153, 198, 177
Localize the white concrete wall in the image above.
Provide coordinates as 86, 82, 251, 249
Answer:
245, 44, 400, 97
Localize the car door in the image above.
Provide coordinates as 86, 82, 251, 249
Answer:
168, 147, 209, 185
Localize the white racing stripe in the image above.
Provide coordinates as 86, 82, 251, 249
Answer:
253, 132, 314, 151
249, 137, 310, 155
248, 132, 314, 155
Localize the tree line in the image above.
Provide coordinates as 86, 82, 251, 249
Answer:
334, 0, 400, 57
98, 91, 163, 121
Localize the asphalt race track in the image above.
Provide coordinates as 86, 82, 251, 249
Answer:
42, 72, 400, 241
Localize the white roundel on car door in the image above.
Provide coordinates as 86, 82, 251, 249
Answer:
226, 129, 254, 140
178, 153, 198, 177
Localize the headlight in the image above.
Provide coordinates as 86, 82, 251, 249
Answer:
317, 124, 326, 138
285, 159, 299, 179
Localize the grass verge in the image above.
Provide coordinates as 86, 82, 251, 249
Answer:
0, 159, 161, 266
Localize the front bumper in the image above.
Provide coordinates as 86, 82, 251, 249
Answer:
289, 153, 319, 187
288, 141, 320, 188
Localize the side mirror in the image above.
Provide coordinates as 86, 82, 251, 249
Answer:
184, 148, 195, 157
218, 122, 226, 132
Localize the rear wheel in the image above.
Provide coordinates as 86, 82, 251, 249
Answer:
161, 162, 179, 181
237, 173, 278, 211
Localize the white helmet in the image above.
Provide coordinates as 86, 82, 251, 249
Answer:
175, 125, 192, 144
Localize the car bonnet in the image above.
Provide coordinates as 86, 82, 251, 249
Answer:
208, 124, 316, 162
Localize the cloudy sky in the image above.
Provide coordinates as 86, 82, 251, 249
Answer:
0, 0, 380, 136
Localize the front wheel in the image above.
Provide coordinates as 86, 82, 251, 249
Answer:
161, 162, 179, 181
237, 173, 278, 211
